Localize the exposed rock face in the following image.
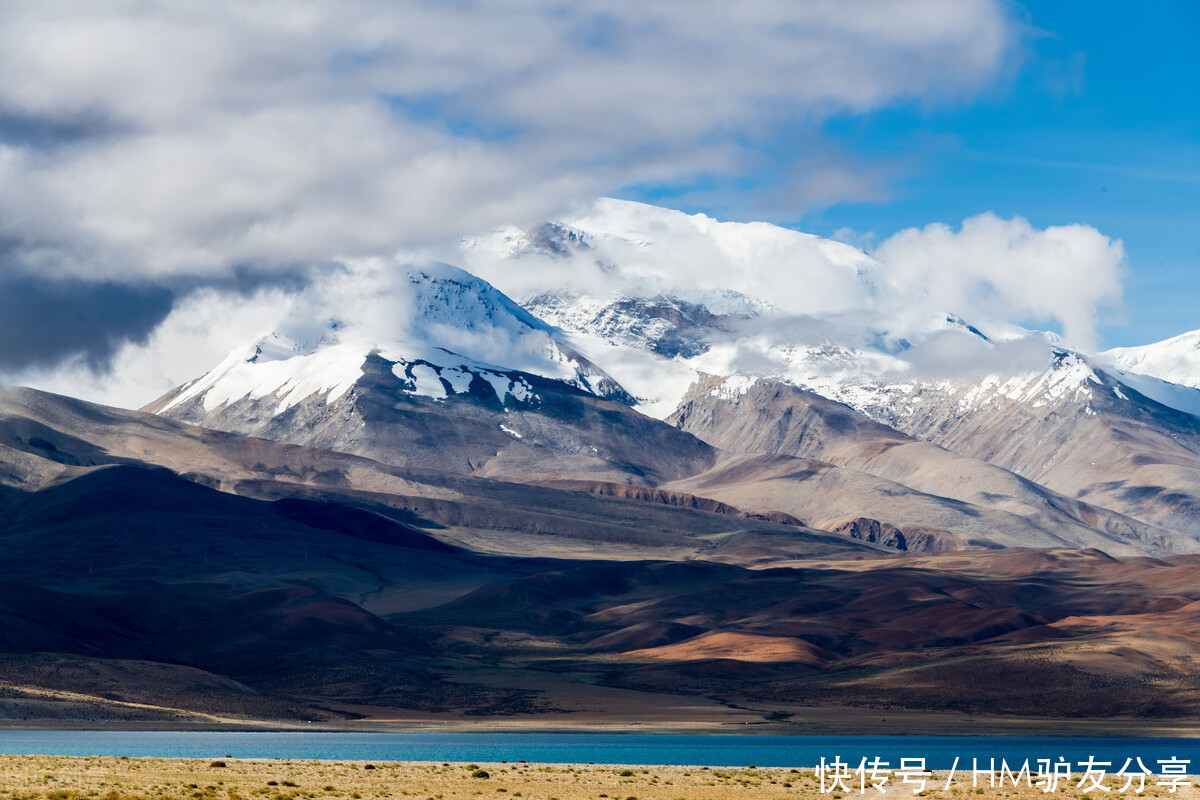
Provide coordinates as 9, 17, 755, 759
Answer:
524, 292, 744, 359
823, 517, 969, 553
828, 517, 907, 550
532, 479, 806, 526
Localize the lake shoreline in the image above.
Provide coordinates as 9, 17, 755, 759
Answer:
2, 704, 1200, 738
7, 705, 1200, 738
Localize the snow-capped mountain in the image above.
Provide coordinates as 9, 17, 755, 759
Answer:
450, 199, 1198, 438
449, 199, 1200, 540
452, 198, 1085, 417
143, 198, 1200, 553
157, 261, 632, 419
147, 261, 713, 484
665, 374, 1180, 555
1098, 330, 1200, 418
1105, 330, 1200, 389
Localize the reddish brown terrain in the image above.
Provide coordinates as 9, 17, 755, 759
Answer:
4, 385, 1200, 729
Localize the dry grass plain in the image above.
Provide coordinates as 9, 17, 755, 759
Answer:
1, 756, 1199, 800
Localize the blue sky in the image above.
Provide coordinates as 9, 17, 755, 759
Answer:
632, 1, 1200, 349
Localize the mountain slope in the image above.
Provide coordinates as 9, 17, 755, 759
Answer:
150, 350, 716, 486
2, 386, 868, 565
667, 375, 1180, 555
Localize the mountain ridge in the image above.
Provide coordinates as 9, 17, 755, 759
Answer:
7, 197, 1200, 723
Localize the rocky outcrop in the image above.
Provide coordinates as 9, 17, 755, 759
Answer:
828, 517, 907, 550
535, 479, 806, 526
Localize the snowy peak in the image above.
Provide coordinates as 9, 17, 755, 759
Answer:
403, 262, 549, 337
150, 262, 633, 418
458, 197, 877, 318
697, 347, 1118, 434
1098, 330, 1200, 420
159, 337, 366, 416
1104, 329, 1200, 390
955, 350, 1104, 414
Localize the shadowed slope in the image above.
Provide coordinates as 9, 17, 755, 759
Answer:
0, 386, 871, 564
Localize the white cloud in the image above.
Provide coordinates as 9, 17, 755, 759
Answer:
459, 198, 1127, 353
457, 197, 882, 317
0, 0, 1017, 283
872, 212, 1126, 350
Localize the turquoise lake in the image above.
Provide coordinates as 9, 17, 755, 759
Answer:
0, 731, 1197, 769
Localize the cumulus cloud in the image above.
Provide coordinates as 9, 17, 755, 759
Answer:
0, 0, 1022, 400
459, 198, 1126, 351
457, 197, 882, 317
872, 212, 1126, 350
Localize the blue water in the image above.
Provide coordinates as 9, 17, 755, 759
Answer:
0, 731, 1197, 769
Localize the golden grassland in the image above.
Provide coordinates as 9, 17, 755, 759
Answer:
1, 755, 1199, 800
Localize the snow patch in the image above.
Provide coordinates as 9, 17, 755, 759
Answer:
405, 363, 447, 399
440, 366, 475, 394
161, 340, 366, 415
711, 375, 758, 400
480, 372, 533, 405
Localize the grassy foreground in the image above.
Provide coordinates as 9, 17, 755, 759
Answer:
1, 756, 1199, 800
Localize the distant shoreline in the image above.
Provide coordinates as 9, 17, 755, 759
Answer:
2, 705, 1200, 739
